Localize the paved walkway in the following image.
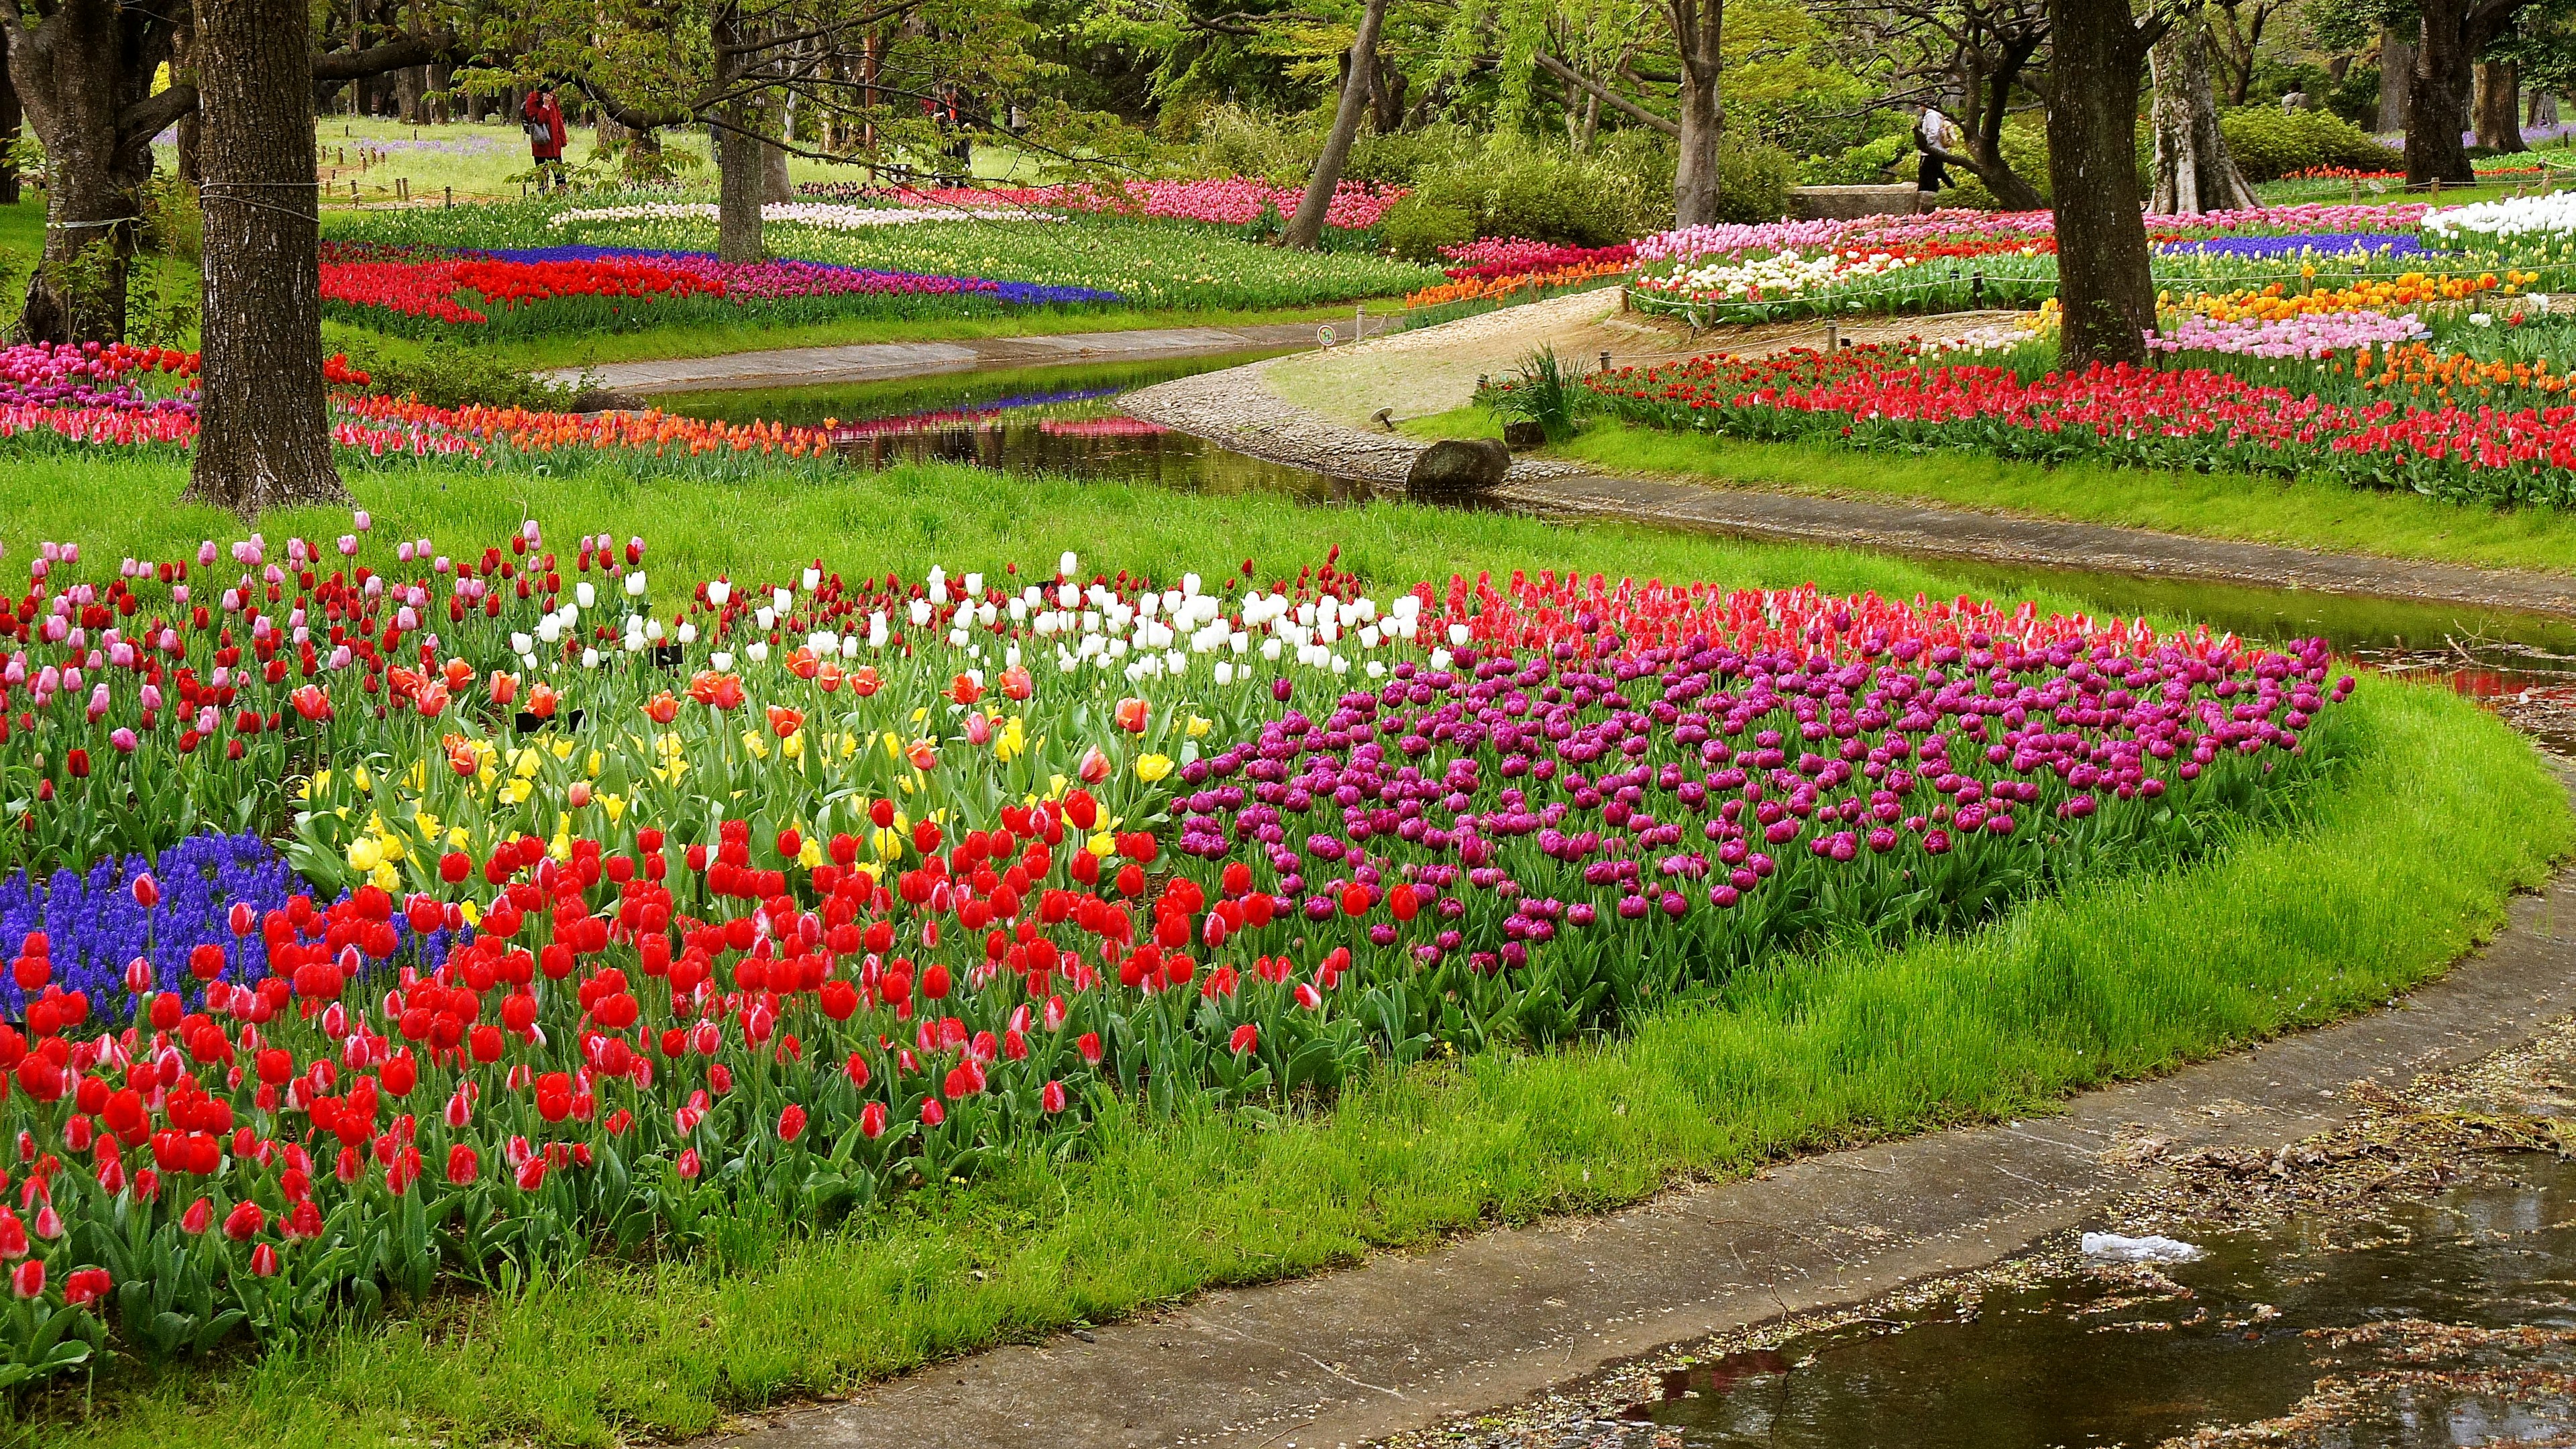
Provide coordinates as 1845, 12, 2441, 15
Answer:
716, 785, 2576, 1449
548, 322, 1329, 394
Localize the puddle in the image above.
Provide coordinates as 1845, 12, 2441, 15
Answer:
1645, 1155, 2576, 1448
651, 350, 1364, 500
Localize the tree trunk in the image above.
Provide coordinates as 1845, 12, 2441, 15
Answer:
2047, 0, 2157, 368
2474, 59, 2525, 150
1668, 0, 1723, 227
1371, 63, 1408, 137
172, 7, 201, 186
395, 64, 423, 123
1281, 0, 1386, 250
7, 0, 166, 343
2531, 91, 2559, 128
0, 53, 19, 207
2378, 29, 2414, 132
761, 93, 793, 203
714, 113, 765, 260
2409, 0, 2482, 186
626, 125, 661, 178
188, 0, 345, 514
2149, 16, 2257, 213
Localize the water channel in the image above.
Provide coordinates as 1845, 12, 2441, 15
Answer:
655, 348, 2576, 1446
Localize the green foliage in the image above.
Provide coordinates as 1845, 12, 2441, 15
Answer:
1947, 117, 2052, 207
1343, 123, 1468, 186
337, 337, 589, 411
1407, 140, 1657, 245
1799, 132, 1911, 186
140, 174, 201, 263
1378, 197, 1476, 262
1179, 105, 1317, 184
2218, 106, 2402, 181
1713, 137, 1797, 223
2326, 64, 2385, 129
1482, 345, 1580, 440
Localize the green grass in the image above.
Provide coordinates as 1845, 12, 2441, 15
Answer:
18, 662, 2561, 1449
1404, 407, 2576, 579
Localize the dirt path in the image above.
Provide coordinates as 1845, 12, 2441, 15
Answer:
1120, 294, 2576, 620
545, 321, 1330, 394
712, 782, 2576, 1449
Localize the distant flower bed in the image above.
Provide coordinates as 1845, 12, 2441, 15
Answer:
800, 177, 1407, 230
550, 203, 1057, 229
314, 240, 1120, 336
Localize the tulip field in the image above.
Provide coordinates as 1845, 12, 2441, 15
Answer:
0, 418, 2387, 1396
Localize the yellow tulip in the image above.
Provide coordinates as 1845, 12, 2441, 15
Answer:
1135, 753, 1174, 782
346, 838, 382, 872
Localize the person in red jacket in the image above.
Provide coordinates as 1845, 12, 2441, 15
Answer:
522, 89, 568, 192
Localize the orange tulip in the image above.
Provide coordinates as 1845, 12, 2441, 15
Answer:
643, 691, 680, 724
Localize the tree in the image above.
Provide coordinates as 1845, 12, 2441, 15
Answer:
1280, 0, 1384, 248
2408, 0, 2536, 186
0, 0, 445, 343
2205, 0, 2283, 103
1833, 0, 2052, 210
2473, 54, 2524, 145
1664, 0, 1723, 224
2045, 0, 2162, 366
184, 0, 345, 513
2148, 7, 2257, 211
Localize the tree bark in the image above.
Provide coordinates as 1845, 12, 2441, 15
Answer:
2046, 0, 2158, 368
2379, 28, 2413, 131
2, 0, 168, 343
188, 0, 345, 515
1281, 0, 1386, 250
715, 113, 765, 260
761, 93, 793, 203
0, 51, 18, 207
172, 5, 201, 186
1668, 0, 1724, 227
2474, 58, 2524, 150
2148, 15, 2257, 213
2408, 0, 2532, 186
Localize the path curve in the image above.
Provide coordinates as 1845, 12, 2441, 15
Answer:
545, 322, 1329, 394
1119, 294, 2576, 622
714, 782, 2576, 1449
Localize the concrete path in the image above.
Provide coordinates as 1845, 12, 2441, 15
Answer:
714, 783, 2576, 1449
547, 322, 1328, 394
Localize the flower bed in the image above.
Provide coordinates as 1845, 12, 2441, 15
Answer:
813, 178, 1409, 230
0, 513, 2347, 1386
1575, 343, 2576, 508
316, 241, 1120, 337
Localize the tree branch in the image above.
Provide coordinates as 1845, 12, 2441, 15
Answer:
1533, 50, 1678, 136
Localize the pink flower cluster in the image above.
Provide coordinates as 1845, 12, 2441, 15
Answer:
879, 178, 1408, 230
2145, 309, 2430, 360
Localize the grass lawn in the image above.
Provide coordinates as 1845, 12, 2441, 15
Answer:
1402, 407, 2576, 580
1, 452, 2567, 1449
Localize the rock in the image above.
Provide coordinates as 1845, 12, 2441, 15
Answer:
1501, 421, 1548, 450
568, 388, 647, 414
1406, 439, 1511, 500
1790, 184, 1922, 221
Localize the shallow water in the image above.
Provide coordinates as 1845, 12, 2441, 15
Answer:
1648, 1156, 2576, 1448
651, 350, 1362, 500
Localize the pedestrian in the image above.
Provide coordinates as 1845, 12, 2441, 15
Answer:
523, 87, 568, 192
1915, 104, 1959, 202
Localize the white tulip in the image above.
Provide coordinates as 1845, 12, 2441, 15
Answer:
708, 580, 731, 606
711, 650, 733, 670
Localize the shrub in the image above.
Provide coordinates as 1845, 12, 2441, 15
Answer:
1379, 197, 1477, 262
1344, 125, 1466, 186
140, 173, 202, 262
2326, 66, 2385, 131
337, 337, 589, 411
1800, 133, 1910, 186
1713, 137, 1797, 223
2218, 106, 2401, 181
1409, 144, 1652, 246
1183, 105, 1314, 184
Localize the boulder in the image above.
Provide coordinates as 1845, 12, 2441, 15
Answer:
1790, 184, 1922, 221
1405, 438, 1511, 500
568, 388, 647, 414
1501, 421, 1548, 450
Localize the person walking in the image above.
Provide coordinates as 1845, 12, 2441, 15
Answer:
523, 87, 568, 192
1915, 104, 1960, 206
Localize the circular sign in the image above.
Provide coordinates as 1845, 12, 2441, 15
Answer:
1316, 324, 1336, 349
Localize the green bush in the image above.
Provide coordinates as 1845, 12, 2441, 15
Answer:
1344, 124, 1466, 186
340, 338, 588, 411
1180, 105, 1314, 184
1378, 197, 1477, 262
1408, 142, 1654, 246
1800, 133, 1910, 186
2326, 66, 2385, 130
2217, 106, 2400, 180
1713, 137, 1797, 223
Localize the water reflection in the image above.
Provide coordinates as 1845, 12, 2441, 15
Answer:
651, 350, 1372, 502
1650, 1157, 2576, 1448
